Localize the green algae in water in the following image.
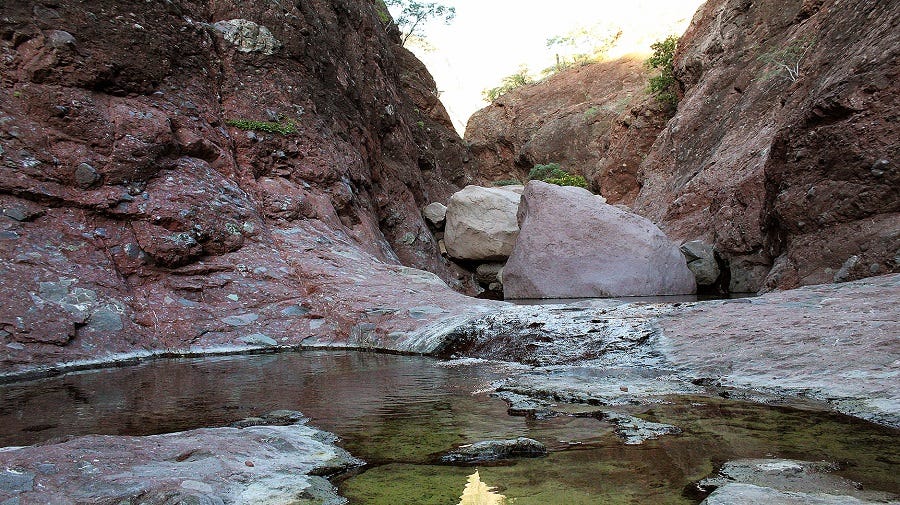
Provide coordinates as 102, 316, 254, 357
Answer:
1, 352, 897, 503
339, 395, 900, 504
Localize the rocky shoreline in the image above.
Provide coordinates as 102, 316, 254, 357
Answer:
3, 274, 897, 427
0, 275, 897, 504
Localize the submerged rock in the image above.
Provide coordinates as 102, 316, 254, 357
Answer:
601, 411, 681, 445
503, 181, 696, 298
440, 437, 547, 463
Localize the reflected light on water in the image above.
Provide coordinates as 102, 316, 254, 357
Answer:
459, 470, 507, 505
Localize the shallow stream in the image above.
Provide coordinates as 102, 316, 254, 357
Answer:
0, 351, 897, 504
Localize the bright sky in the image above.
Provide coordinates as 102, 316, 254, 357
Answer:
398, 0, 707, 134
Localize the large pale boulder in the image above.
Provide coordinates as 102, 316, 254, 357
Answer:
444, 185, 522, 261
503, 181, 696, 298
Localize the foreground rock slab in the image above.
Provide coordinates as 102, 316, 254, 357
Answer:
503, 181, 696, 298
446, 274, 900, 427
702, 483, 897, 505
0, 413, 361, 504
698, 459, 899, 505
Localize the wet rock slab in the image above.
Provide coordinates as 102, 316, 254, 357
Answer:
698, 459, 900, 504
440, 437, 547, 464
446, 274, 900, 428
0, 412, 361, 504
492, 390, 682, 445
702, 483, 897, 505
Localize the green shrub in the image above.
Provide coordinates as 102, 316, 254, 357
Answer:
482, 66, 533, 102
646, 35, 679, 108
527, 162, 588, 188
544, 172, 588, 188
757, 37, 813, 82
528, 162, 562, 181
492, 179, 522, 186
225, 118, 297, 135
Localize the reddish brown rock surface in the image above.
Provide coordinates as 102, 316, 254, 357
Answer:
465, 0, 898, 292
464, 57, 670, 204
0, 0, 496, 373
634, 0, 899, 292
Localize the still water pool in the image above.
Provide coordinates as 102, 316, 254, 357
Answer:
0, 351, 897, 503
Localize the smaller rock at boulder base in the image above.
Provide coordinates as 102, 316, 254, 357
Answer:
680, 240, 721, 286
422, 202, 448, 228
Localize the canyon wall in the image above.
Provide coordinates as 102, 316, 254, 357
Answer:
634, 0, 898, 291
0, 0, 487, 372
465, 58, 667, 204
465, 0, 898, 291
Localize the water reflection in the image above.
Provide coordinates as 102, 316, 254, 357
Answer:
1, 351, 897, 504
459, 471, 507, 505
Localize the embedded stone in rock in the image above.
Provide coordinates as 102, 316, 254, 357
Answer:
74, 163, 100, 189
440, 437, 547, 463
444, 185, 522, 261
238, 333, 278, 346
422, 202, 447, 228
0, 470, 34, 493
46, 30, 76, 49
213, 19, 282, 55
503, 181, 696, 298
221, 313, 259, 326
681, 240, 721, 286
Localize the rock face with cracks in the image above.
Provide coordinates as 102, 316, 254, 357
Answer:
0, 0, 498, 374
502, 181, 696, 298
465, 57, 668, 204
633, 0, 900, 292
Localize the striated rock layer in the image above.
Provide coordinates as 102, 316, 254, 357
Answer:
633, 0, 899, 291
0, 0, 497, 373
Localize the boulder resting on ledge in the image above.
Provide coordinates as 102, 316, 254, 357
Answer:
503, 181, 696, 298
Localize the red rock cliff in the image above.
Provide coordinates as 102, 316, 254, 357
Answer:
634, 0, 898, 291
465, 58, 668, 204
465, 0, 898, 292
0, 0, 487, 372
